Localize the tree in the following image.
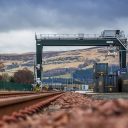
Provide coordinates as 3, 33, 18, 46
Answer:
0, 62, 5, 72
0, 75, 2, 81
1, 73, 10, 82
13, 68, 34, 84
0, 62, 4, 69
10, 76, 15, 82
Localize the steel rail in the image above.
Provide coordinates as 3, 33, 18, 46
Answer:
0, 92, 63, 118
0, 91, 57, 98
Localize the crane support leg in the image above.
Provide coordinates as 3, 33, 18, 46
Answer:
36, 41, 42, 81
119, 46, 126, 69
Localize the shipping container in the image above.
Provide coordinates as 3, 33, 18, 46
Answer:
81, 85, 89, 91
94, 76, 107, 93
93, 63, 108, 77
120, 73, 128, 92
104, 74, 118, 92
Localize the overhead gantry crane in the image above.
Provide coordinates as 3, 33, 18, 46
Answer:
35, 30, 127, 83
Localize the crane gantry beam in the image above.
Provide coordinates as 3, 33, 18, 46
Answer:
35, 32, 127, 81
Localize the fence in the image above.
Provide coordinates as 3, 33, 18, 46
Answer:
0, 81, 33, 91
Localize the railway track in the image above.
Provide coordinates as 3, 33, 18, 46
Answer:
0, 92, 34, 98
0, 92, 64, 121
1, 92, 128, 128
0, 91, 57, 98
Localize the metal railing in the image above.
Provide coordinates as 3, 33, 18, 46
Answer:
37, 33, 126, 39
36, 33, 128, 49
37, 34, 100, 40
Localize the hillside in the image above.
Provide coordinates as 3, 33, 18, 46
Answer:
0, 47, 127, 78
43, 47, 120, 71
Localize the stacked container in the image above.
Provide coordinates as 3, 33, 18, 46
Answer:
93, 63, 119, 93
93, 63, 108, 93
104, 74, 118, 92
120, 73, 128, 92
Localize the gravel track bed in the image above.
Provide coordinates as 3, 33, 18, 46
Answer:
88, 93, 128, 100
1, 92, 128, 128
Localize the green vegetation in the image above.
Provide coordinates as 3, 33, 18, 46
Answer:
43, 73, 71, 79
0, 68, 34, 84
53, 73, 71, 78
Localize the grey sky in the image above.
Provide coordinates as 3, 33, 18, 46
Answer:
0, 0, 128, 53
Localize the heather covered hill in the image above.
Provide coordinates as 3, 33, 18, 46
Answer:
0, 47, 127, 77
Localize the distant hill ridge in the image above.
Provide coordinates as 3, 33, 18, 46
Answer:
0, 46, 127, 76
0, 46, 101, 56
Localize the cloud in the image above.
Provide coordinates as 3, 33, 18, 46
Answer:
0, 30, 35, 53
0, 0, 128, 32
0, 0, 128, 53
